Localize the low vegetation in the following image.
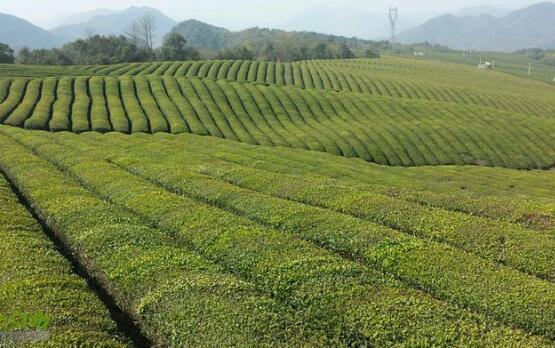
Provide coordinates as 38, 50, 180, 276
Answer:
0, 54, 553, 346
0, 168, 129, 346
0, 58, 554, 169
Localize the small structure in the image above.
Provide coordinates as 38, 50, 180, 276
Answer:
413, 52, 425, 57
478, 61, 493, 69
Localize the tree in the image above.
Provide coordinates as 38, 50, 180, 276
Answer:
17, 35, 153, 66
138, 15, 155, 50
365, 49, 380, 59
339, 44, 354, 59
216, 46, 255, 60
126, 15, 156, 51
125, 22, 142, 46
312, 43, 331, 59
160, 33, 189, 60
0, 43, 15, 63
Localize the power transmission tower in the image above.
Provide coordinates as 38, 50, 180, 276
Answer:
528, 62, 532, 76
388, 7, 399, 54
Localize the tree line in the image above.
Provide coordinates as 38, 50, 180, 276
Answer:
0, 15, 381, 66
0, 37, 371, 66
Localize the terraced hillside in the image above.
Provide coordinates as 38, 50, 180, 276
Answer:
1, 125, 555, 347
1, 58, 554, 169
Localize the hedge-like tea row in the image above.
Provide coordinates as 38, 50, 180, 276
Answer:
0, 134, 327, 347
49, 77, 73, 132
0, 78, 11, 104
24, 77, 57, 130
2, 128, 550, 347
0, 75, 554, 169
0, 171, 129, 346
192, 143, 555, 231
3, 79, 41, 127
56, 130, 555, 281
201, 161, 555, 280
36, 128, 555, 338
71, 76, 90, 133
37, 129, 555, 340
78, 58, 555, 118
61, 129, 555, 232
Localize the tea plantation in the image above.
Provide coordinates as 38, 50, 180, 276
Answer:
0, 57, 554, 347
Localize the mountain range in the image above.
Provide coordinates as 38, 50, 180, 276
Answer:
1, 2, 555, 53
398, 2, 555, 51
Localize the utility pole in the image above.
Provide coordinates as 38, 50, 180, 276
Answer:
388, 7, 399, 54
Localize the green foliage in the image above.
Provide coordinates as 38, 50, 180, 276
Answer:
0, 312, 50, 331
63, 133, 555, 339
43, 130, 555, 339
171, 20, 395, 62
0, 43, 14, 64
365, 49, 380, 58
3, 79, 41, 127
216, 46, 255, 60
2, 127, 552, 347
17, 35, 154, 66
1, 60, 554, 169
0, 132, 328, 347
1, 48, 555, 347
71, 76, 90, 133
159, 32, 200, 61
0, 173, 129, 346
0, 79, 26, 123
24, 77, 57, 130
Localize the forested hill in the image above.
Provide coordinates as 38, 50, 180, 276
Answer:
170, 19, 389, 52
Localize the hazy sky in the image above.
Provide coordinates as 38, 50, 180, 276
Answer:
0, 0, 543, 29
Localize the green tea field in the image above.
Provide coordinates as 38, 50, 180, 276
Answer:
0, 57, 554, 347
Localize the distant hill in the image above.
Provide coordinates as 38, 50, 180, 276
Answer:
50, 7, 177, 47
39, 9, 119, 29
171, 19, 380, 52
455, 6, 510, 17
171, 20, 231, 50
398, 2, 555, 51
0, 13, 59, 50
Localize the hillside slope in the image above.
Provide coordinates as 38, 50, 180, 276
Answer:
0, 124, 555, 346
0, 55, 555, 346
0, 58, 553, 169
399, 2, 555, 51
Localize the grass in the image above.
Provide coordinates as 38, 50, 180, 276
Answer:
408, 50, 555, 85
